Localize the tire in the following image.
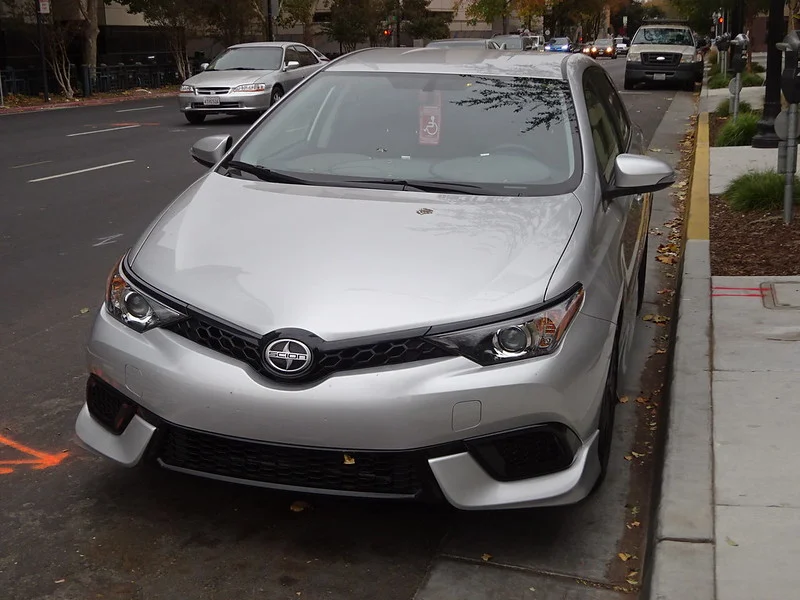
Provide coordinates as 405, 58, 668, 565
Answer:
184, 112, 206, 125
637, 238, 648, 315
623, 77, 634, 90
683, 80, 696, 92
270, 86, 284, 106
592, 315, 621, 493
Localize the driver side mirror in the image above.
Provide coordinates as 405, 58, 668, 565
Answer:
191, 134, 233, 168
604, 154, 675, 199
284, 60, 301, 71
200, 62, 209, 71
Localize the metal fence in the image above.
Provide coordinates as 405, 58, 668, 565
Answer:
0, 63, 194, 100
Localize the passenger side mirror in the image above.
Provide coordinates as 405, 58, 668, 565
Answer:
200, 62, 209, 71
284, 60, 301, 71
604, 154, 675, 199
191, 134, 233, 168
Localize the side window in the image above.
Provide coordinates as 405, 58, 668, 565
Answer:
295, 45, 317, 67
284, 47, 300, 65
583, 76, 621, 182
589, 70, 630, 146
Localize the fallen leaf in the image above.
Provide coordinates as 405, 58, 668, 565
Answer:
643, 314, 669, 324
79, 308, 90, 314
624, 455, 633, 461
529, 587, 536, 592
631, 451, 645, 458
481, 553, 492, 562
636, 396, 648, 404
631, 506, 640, 516
655, 349, 667, 354
619, 395, 630, 403
54, 580, 65, 584
626, 578, 639, 586
290, 501, 311, 513
628, 570, 639, 578
656, 255, 678, 265
650, 148, 662, 152
343, 454, 355, 465
618, 553, 632, 561
726, 537, 739, 547
626, 521, 641, 529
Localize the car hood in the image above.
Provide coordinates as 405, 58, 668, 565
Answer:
183, 70, 277, 87
630, 43, 692, 54
130, 173, 582, 340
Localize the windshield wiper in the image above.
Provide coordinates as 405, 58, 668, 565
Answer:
345, 178, 486, 195
224, 161, 314, 185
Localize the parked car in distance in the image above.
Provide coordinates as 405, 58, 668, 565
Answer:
178, 41, 325, 124
614, 37, 631, 55
590, 38, 618, 59
77, 48, 675, 510
544, 37, 574, 52
426, 38, 503, 49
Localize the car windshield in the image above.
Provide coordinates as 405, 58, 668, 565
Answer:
595, 39, 612, 46
632, 27, 693, 46
553, 38, 569, 45
230, 72, 580, 196
497, 37, 523, 49
207, 47, 283, 71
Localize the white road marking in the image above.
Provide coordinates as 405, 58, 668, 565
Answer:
619, 91, 650, 95
66, 125, 140, 137
116, 105, 163, 113
10, 160, 52, 169
28, 160, 135, 183
93, 234, 124, 247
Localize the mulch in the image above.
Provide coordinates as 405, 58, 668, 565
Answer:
0, 88, 179, 114
710, 194, 800, 276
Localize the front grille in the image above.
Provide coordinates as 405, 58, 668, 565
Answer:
642, 52, 680, 66
165, 316, 453, 384
466, 425, 581, 481
86, 376, 137, 435
191, 102, 240, 109
195, 87, 231, 95
156, 425, 426, 496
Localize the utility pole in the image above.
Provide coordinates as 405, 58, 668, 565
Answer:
264, 0, 274, 42
36, 0, 50, 102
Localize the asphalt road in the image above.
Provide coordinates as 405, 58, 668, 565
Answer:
0, 58, 690, 600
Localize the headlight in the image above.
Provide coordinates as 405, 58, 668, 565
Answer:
680, 53, 695, 63
231, 83, 267, 93
106, 257, 185, 333
607, 47, 613, 52
428, 286, 584, 366
561, 44, 569, 50
180, 84, 194, 93
544, 45, 551, 50
627, 52, 641, 62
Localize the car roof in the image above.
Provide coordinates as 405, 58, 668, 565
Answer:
228, 41, 296, 49
326, 47, 570, 80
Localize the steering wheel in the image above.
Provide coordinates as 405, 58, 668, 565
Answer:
487, 143, 538, 156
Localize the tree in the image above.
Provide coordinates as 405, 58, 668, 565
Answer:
321, 0, 372, 52
196, 0, 261, 46
610, 1, 665, 38
81, 0, 101, 69
393, 0, 452, 41
455, 0, 549, 35
278, 0, 318, 45
112, 0, 201, 80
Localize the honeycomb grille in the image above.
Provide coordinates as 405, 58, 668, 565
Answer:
165, 317, 452, 383
157, 425, 425, 496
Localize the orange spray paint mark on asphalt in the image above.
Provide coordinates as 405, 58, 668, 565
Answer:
0, 434, 68, 474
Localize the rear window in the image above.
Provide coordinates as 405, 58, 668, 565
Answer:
233, 72, 581, 196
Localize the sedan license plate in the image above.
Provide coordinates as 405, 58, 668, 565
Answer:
653, 73, 667, 81
203, 96, 221, 106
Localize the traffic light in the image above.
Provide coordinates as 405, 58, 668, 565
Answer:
383, 28, 391, 36
718, 16, 724, 24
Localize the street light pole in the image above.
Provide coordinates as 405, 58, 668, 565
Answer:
752, 0, 786, 148
36, 1, 50, 103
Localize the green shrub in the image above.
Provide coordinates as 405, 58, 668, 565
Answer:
742, 71, 764, 87
708, 73, 730, 89
723, 170, 800, 211
708, 71, 764, 90
715, 98, 754, 117
749, 62, 766, 73
715, 112, 760, 146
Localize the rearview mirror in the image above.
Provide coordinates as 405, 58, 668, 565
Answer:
200, 62, 209, 71
191, 134, 233, 168
604, 154, 675, 199
284, 60, 301, 71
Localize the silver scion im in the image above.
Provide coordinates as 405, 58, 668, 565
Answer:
178, 41, 325, 124
76, 48, 674, 510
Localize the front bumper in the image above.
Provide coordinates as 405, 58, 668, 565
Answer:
178, 91, 270, 114
625, 60, 703, 83
75, 306, 614, 509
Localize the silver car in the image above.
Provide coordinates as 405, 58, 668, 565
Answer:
426, 39, 502, 49
178, 42, 324, 124
76, 49, 674, 510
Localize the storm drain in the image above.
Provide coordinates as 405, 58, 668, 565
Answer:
762, 282, 800, 309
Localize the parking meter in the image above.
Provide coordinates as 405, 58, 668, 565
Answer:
731, 34, 748, 73
716, 33, 731, 75
776, 30, 800, 223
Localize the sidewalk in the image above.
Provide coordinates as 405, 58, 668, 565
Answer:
651, 88, 800, 598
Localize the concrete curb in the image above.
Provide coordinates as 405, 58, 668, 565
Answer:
0, 90, 178, 115
649, 113, 715, 599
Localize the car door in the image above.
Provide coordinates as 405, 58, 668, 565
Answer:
281, 46, 304, 91
294, 45, 321, 82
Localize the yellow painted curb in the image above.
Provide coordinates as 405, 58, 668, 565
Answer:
687, 113, 710, 240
